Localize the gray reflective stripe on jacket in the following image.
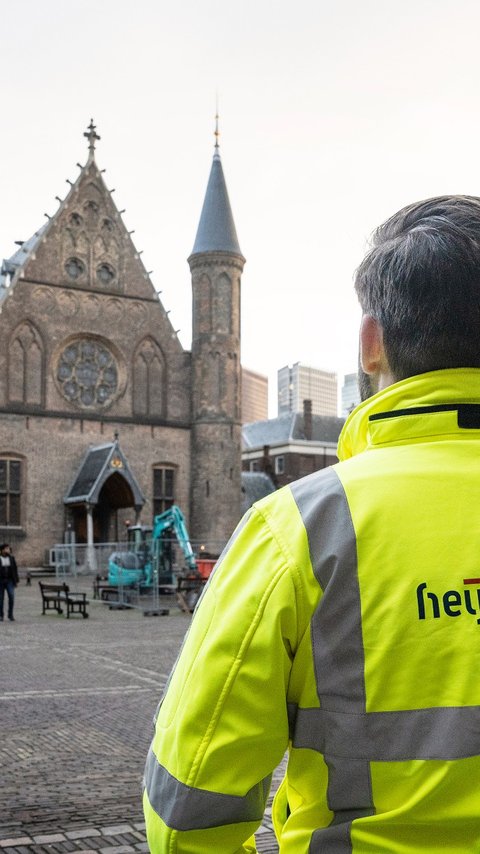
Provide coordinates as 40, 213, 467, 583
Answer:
290, 704, 480, 761
290, 467, 480, 853
144, 747, 271, 831
291, 467, 373, 852
152, 511, 252, 727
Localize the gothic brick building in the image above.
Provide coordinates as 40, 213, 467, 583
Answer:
0, 121, 244, 566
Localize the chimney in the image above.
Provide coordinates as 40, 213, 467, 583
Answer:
262, 445, 271, 471
303, 399, 312, 441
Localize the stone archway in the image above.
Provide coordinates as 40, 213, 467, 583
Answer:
69, 473, 137, 545
95, 472, 136, 542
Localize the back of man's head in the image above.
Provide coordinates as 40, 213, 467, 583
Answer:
355, 195, 480, 381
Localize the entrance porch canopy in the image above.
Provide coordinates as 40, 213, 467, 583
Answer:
64, 440, 145, 572
64, 439, 145, 511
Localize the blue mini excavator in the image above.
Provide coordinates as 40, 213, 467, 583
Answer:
108, 504, 197, 590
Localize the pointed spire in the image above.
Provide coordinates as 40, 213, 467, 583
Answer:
190, 115, 242, 257
84, 119, 100, 160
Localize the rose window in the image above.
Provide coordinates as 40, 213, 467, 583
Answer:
57, 340, 118, 408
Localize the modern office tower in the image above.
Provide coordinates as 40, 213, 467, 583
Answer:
278, 363, 338, 417
242, 367, 268, 424
341, 372, 361, 416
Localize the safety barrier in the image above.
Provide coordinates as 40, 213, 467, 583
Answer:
49, 540, 221, 616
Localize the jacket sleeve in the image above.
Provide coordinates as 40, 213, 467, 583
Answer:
143, 495, 308, 853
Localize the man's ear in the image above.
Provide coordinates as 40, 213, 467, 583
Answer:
359, 314, 385, 375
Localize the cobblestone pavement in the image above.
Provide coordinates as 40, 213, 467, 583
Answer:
1, 577, 282, 853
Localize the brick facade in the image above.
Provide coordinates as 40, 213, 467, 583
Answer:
189, 253, 243, 550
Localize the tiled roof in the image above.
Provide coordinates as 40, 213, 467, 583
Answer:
65, 445, 112, 501
242, 413, 345, 449
241, 471, 276, 513
0, 224, 48, 294
243, 414, 296, 448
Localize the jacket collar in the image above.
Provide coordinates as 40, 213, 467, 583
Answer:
338, 368, 480, 461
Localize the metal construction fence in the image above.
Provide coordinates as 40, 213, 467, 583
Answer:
49, 542, 121, 579
48, 539, 221, 615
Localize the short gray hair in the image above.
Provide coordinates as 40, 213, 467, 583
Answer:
355, 195, 480, 380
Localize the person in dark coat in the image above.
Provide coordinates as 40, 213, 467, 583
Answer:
0, 543, 19, 622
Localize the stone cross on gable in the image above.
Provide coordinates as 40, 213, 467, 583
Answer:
84, 119, 100, 155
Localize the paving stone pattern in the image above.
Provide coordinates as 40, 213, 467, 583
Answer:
1, 579, 282, 852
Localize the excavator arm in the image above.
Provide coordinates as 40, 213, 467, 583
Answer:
152, 506, 197, 572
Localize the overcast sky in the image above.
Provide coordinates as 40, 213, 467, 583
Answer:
1, 0, 479, 414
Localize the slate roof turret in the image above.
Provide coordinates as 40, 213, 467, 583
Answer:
190, 119, 243, 258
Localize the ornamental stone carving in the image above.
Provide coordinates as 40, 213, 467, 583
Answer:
107, 298, 123, 320
131, 302, 147, 326
33, 287, 54, 311
60, 182, 123, 292
58, 291, 79, 318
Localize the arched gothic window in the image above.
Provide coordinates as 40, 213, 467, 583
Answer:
0, 457, 23, 526
133, 338, 166, 417
152, 465, 176, 517
9, 322, 44, 406
195, 273, 211, 333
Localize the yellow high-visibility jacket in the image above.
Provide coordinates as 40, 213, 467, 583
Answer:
144, 369, 480, 853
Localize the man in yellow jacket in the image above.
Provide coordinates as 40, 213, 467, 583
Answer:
144, 195, 480, 852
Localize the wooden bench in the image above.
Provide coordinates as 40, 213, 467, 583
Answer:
92, 577, 126, 605
176, 573, 207, 614
39, 582, 89, 619
92, 576, 111, 600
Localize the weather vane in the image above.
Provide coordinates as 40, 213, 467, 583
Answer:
84, 119, 100, 155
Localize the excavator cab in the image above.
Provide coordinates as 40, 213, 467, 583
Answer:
127, 524, 151, 552
108, 524, 152, 588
